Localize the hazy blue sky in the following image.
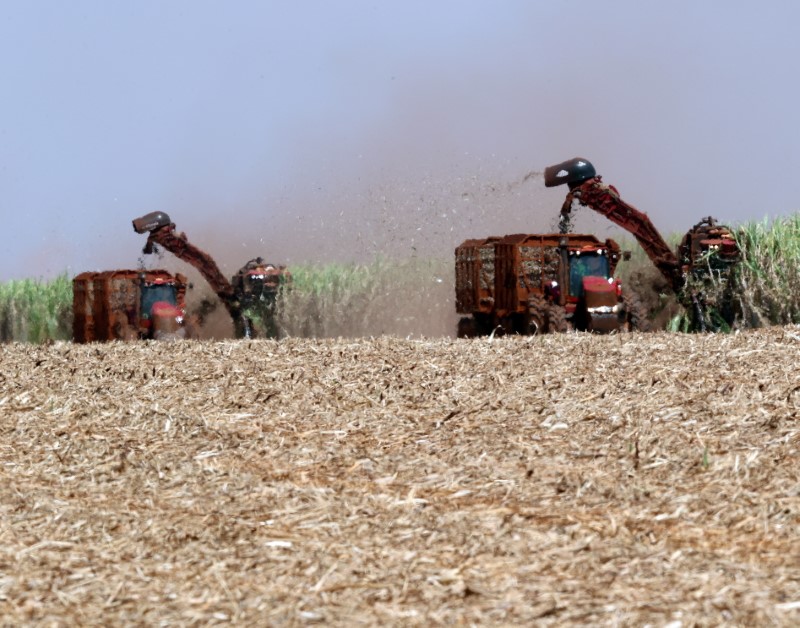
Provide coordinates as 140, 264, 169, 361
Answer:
2, 1, 799, 280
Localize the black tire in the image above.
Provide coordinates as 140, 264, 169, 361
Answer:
472, 312, 497, 336
527, 296, 548, 335
457, 316, 477, 338
547, 304, 569, 333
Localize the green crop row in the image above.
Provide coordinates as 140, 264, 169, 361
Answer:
616, 214, 800, 331
0, 273, 73, 343
732, 214, 800, 325
275, 256, 453, 338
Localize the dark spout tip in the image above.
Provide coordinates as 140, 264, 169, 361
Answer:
544, 158, 596, 187
133, 211, 172, 234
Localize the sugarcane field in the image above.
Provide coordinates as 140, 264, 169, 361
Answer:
3, 156, 800, 624
4, 4, 800, 626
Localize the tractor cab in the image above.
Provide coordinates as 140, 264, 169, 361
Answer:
140, 277, 178, 315
567, 246, 612, 298
564, 245, 622, 333
139, 275, 184, 337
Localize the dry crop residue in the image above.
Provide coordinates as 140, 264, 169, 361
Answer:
0, 329, 799, 625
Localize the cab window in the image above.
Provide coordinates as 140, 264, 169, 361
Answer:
140, 284, 177, 318
569, 253, 610, 297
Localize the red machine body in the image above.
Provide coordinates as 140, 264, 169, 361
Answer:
545, 157, 741, 330
545, 158, 739, 292
133, 212, 244, 334
133, 212, 291, 338
73, 269, 190, 343
455, 233, 643, 336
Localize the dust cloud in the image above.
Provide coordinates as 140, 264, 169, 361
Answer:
135, 163, 567, 339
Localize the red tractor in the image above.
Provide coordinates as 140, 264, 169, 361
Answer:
455, 233, 646, 336
73, 269, 193, 342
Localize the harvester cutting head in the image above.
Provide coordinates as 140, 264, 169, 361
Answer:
233, 257, 290, 304
679, 217, 740, 269
544, 158, 597, 188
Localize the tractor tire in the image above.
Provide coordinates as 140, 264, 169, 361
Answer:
457, 316, 477, 338
547, 304, 570, 333
527, 296, 548, 335
624, 292, 650, 332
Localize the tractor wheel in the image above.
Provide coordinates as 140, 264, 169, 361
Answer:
624, 292, 650, 332
457, 316, 477, 338
547, 304, 569, 333
527, 296, 548, 335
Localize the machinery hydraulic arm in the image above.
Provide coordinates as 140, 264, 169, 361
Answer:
545, 158, 684, 293
133, 212, 246, 337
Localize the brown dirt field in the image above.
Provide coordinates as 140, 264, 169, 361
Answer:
1, 329, 799, 625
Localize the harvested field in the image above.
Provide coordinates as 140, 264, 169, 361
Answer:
1, 329, 799, 625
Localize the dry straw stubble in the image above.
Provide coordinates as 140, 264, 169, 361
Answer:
0, 329, 799, 624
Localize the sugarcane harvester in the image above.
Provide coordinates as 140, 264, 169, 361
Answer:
231, 257, 291, 339
455, 232, 644, 336
544, 158, 740, 331
132, 211, 250, 338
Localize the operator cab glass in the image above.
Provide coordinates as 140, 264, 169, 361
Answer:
240, 272, 264, 300
140, 283, 178, 319
246, 268, 281, 301
568, 252, 610, 297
